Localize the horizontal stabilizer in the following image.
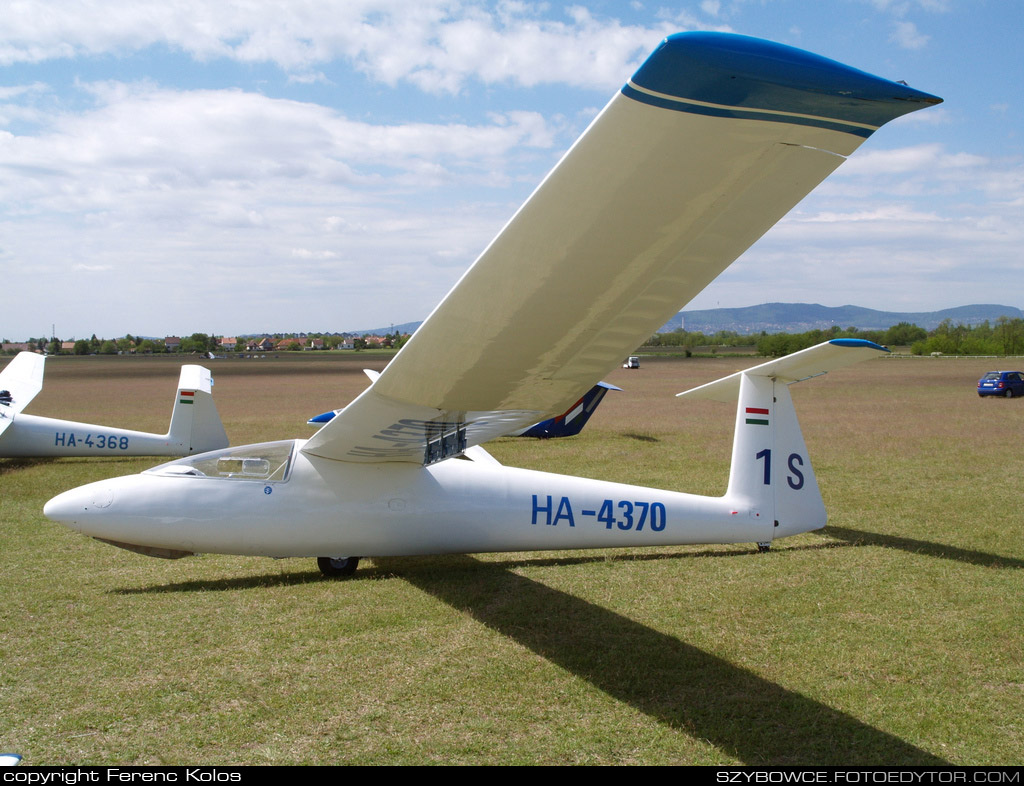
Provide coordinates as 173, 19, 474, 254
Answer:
676, 339, 890, 403
177, 364, 215, 395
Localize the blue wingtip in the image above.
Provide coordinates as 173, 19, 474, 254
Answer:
307, 411, 336, 425
628, 32, 941, 131
828, 338, 890, 352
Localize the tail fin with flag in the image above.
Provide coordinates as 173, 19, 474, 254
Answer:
678, 339, 889, 544
0, 352, 45, 440
166, 365, 228, 454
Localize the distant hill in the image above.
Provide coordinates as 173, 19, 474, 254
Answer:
349, 304, 1023, 338
658, 303, 1024, 335
351, 321, 424, 337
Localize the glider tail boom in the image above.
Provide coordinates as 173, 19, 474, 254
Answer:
166, 365, 228, 454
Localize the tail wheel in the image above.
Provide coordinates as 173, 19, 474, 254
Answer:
317, 556, 360, 578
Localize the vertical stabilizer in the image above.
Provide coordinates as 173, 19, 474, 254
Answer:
166, 365, 228, 454
679, 340, 891, 543
0, 352, 45, 421
725, 374, 826, 541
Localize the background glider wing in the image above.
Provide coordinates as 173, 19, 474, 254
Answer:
303, 33, 939, 464
0, 352, 45, 438
676, 339, 892, 403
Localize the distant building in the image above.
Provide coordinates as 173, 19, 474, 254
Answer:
165, 336, 181, 351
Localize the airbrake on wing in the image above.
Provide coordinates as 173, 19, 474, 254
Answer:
308, 378, 621, 440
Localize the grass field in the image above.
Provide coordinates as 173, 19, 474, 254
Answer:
1, 353, 1021, 765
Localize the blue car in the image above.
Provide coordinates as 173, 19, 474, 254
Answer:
977, 371, 1024, 398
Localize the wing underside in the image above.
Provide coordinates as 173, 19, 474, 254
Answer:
303, 33, 939, 464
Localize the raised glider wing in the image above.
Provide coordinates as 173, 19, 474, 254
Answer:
0, 353, 228, 458
44, 33, 939, 575
308, 377, 621, 439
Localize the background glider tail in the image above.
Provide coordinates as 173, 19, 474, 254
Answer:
0, 352, 46, 438
515, 382, 621, 438
165, 365, 228, 454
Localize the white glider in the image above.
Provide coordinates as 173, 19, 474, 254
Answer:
0, 354, 227, 458
44, 33, 939, 574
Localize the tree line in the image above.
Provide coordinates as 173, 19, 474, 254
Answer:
645, 317, 1024, 357
3, 330, 411, 355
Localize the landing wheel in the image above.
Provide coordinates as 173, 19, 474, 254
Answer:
317, 556, 360, 578
756, 542, 772, 553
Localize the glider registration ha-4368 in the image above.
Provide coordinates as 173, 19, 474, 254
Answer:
0, 353, 227, 458
44, 33, 940, 575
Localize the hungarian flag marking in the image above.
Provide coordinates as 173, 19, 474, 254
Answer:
179, 390, 195, 405
745, 406, 769, 426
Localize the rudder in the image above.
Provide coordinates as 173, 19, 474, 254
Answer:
725, 373, 826, 542
679, 340, 890, 544
166, 365, 228, 454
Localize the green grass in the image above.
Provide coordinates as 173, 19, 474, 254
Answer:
1, 354, 1021, 764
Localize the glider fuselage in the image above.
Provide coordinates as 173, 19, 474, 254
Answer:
45, 439, 774, 558
0, 412, 189, 458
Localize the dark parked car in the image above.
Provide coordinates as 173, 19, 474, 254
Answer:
977, 371, 1024, 398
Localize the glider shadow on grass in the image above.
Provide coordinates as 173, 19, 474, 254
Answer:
823, 526, 1023, 570
396, 554, 949, 766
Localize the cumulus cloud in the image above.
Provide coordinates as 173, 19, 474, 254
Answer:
72, 263, 113, 272
0, 0, 1011, 338
0, 78, 562, 335
890, 20, 930, 49
0, 0, 680, 94
839, 144, 986, 176
864, 0, 950, 15
0, 82, 561, 212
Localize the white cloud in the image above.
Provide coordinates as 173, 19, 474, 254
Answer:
0, 1, 680, 94
0, 79, 560, 336
864, 0, 950, 16
72, 263, 113, 272
840, 144, 985, 177
700, 1, 721, 17
890, 20, 929, 50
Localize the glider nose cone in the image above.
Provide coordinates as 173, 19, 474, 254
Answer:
44, 483, 114, 526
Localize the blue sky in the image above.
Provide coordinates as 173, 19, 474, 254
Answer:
1, 0, 1021, 340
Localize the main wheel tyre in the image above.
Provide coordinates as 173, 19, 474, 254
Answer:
317, 556, 360, 578
1007, 389, 1014, 398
